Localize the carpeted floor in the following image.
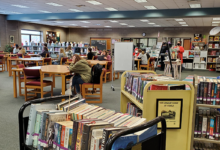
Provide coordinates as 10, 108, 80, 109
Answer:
0, 69, 220, 149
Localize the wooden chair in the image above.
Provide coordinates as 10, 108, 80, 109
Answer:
10, 55, 19, 69
114, 72, 120, 80
23, 55, 36, 67
92, 56, 94, 60
0, 55, 5, 72
81, 69, 105, 103
17, 64, 39, 96
17, 53, 23, 58
45, 53, 50, 58
60, 57, 68, 65
139, 57, 155, 70
42, 58, 52, 66
93, 56, 98, 60
103, 61, 112, 83
23, 68, 53, 101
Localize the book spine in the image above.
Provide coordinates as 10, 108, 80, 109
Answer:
209, 117, 215, 139
61, 125, 66, 147
207, 82, 212, 104
202, 116, 207, 138
197, 83, 200, 104
217, 83, 220, 105
216, 115, 220, 140
71, 122, 78, 150
198, 114, 203, 138
57, 124, 62, 149
81, 125, 90, 150
94, 138, 100, 150
203, 82, 207, 104
199, 82, 204, 104
214, 83, 218, 105
42, 116, 49, 147
194, 113, 199, 138
100, 130, 108, 150
90, 136, 95, 150
211, 82, 215, 105
26, 105, 34, 145
69, 128, 73, 149
75, 122, 82, 150
64, 127, 69, 148
53, 123, 59, 150
207, 117, 211, 138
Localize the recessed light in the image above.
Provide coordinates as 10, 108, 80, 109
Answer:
182, 25, 188, 26
213, 18, 220, 20
175, 19, 184, 21
120, 23, 128, 25
212, 21, 220, 24
144, 6, 157, 9
86, 1, 102, 5
212, 24, 219, 26
189, 4, 201, 8
105, 26, 111, 27
11, 5, 29, 8
140, 19, 149, 22
38, 10, 51, 13
69, 9, 83, 12
135, 0, 147, 3
70, 24, 77, 26
80, 21, 90, 23
148, 23, 155, 24
105, 8, 118, 11
82, 26, 88, 27
179, 22, 186, 24
110, 20, 118, 23
128, 25, 135, 27
46, 3, 62, 6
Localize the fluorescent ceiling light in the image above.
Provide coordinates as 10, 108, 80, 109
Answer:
175, 19, 183, 21
70, 24, 77, 26
105, 8, 118, 11
212, 21, 220, 23
110, 20, 118, 23
120, 23, 128, 25
105, 26, 111, 27
128, 25, 135, 27
135, 0, 147, 3
69, 9, 83, 12
144, 6, 157, 9
182, 25, 188, 26
154, 25, 161, 26
148, 22, 155, 24
11, 5, 29, 8
46, 3, 62, 6
86, 1, 102, 5
55, 21, 63, 23
10, 12, 22, 14
82, 26, 88, 27
189, 4, 201, 8
81, 21, 90, 23
140, 19, 149, 22
213, 18, 220, 20
179, 22, 186, 24
212, 24, 219, 26
38, 10, 51, 13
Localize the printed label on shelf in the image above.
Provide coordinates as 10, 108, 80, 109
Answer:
198, 131, 201, 134
194, 131, 198, 134
216, 134, 219, 137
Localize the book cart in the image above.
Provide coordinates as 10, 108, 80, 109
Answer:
120, 70, 195, 150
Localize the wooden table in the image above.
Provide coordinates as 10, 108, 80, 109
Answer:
66, 60, 108, 69
8, 57, 43, 76
12, 65, 70, 101
135, 59, 141, 70
28, 54, 40, 57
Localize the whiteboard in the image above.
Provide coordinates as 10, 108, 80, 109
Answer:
114, 42, 133, 71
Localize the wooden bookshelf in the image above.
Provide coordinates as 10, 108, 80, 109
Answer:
196, 104, 220, 108
194, 138, 220, 144
121, 90, 143, 110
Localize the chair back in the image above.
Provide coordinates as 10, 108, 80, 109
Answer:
23, 55, 31, 58
61, 57, 68, 64
0, 55, 4, 59
94, 56, 98, 60
23, 68, 40, 77
107, 61, 112, 70
46, 53, 50, 58
92, 56, 94, 60
68, 59, 72, 62
17, 54, 23, 58
28, 52, 34, 54
17, 64, 25, 68
10, 56, 18, 58
100, 69, 105, 85
43, 58, 51, 64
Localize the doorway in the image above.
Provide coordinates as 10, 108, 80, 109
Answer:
183, 39, 191, 50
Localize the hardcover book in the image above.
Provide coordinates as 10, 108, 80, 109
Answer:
111, 134, 137, 150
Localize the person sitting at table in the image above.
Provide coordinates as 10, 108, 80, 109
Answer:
65, 44, 73, 59
69, 54, 91, 99
53, 48, 66, 65
87, 47, 94, 60
13, 44, 19, 54
18, 47, 26, 56
138, 50, 149, 65
39, 45, 49, 57
101, 50, 111, 61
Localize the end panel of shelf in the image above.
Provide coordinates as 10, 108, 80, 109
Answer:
194, 138, 220, 144
121, 90, 143, 110
196, 104, 220, 108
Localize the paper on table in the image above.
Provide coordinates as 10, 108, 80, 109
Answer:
200, 51, 207, 57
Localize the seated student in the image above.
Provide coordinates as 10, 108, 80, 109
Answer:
18, 47, 26, 57
53, 48, 66, 65
66, 44, 73, 59
101, 50, 111, 61
69, 54, 91, 98
87, 48, 94, 60
39, 46, 49, 57
138, 50, 149, 65
13, 44, 19, 54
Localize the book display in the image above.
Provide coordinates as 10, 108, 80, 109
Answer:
208, 36, 220, 71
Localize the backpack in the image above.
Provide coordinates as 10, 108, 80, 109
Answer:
91, 63, 103, 84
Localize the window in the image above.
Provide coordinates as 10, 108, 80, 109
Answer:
21, 30, 42, 45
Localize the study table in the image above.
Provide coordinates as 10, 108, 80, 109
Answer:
12, 65, 70, 101
66, 60, 108, 69
28, 54, 40, 57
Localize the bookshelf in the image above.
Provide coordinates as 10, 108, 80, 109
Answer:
194, 138, 220, 144
120, 70, 195, 150
196, 104, 220, 109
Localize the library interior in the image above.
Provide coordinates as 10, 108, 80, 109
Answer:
1, 0, 220, 150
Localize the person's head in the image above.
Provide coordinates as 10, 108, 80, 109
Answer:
60, 48, 65, 54
44, 43, 47, 47
66, 45, 72, 51
72, 54, 82, 64
141, 49, 145, 54
19, 47, 22, 50
102, 50, 107, 56
177, 42, 181, 46
88, 48, 92, 53
44, 47, 48, 51
138, 49, 142, 53
16, 44, 19, 49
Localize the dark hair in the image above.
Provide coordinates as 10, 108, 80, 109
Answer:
44, 43, 47, 47
16, 44, 19, 48
88, 48, 92, 52
44, 47, 48, 51
19, 47, 22, 50
73, 54, 82, 64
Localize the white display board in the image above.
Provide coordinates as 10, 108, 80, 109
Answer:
114, 42, 133, 71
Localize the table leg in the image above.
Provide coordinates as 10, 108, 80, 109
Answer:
13, 71, 17, 98
36, 61, 39, 66
53, 74, 55, 88
137, 60, 140, 70
9, 60, 12, 76
180, 64, 182, 80
61, 74, 66, 101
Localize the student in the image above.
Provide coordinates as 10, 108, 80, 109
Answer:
138, 50, 149, 65
39, 45, 49, 57
66, 44, 73, 59
87, 48, 94, 60
53, 48, 66, 65
174, 41, 184, 70
69, 54, 91, 98
18, 47, 26, 56
160, 42, 169, 71
101, 50, 111, 61
13, 44, 19, 54
133, 49, 141, 57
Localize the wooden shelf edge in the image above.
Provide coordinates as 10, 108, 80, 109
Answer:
196, 104, 220, 108
194, 138, 220, 143
121, 90, 143, 110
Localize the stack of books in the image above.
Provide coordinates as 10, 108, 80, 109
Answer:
126, 102, 142, 117
194, 108, 220, 140
196, 77, 220, 105
25, 97, 157, 150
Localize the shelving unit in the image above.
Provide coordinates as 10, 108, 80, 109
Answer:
120, 70, 195, 150
194, 138, 220, 144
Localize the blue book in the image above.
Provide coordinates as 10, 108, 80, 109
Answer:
134, 124, 157, 142
111, 134, 137, 150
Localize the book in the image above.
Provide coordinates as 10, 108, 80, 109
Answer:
69, 127, 73, 149
210, 36, 214, 41
63, 99, 86, 112
209, 44, 213, 48
90, 129, 103, 150
83, 107, 104, 119
26, 104, 56, 145
111, 134, 137, 150
57, 96, 79, 110
134, 124, 157, 142
194, 112, 199, 137
150, 84, 168, 90
169, 84, 185, 90
214, 36, 220, 41
208, 58, 213, 63
215, 44, 219, 49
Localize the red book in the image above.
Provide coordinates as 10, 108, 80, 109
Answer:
150, 85, 168, 90
61, 126, 66, 147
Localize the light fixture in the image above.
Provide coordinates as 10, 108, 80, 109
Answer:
135, 0, 147, 3
154, 25, 161, 26
38, 10, 51, 13
189, 4, 201, 8
110, 20, 118, 23
46, 3, 62, 6
97, 24, 101, 25
212, 24, 219, 26
10, 12, 23, 14
148, 23, 155, 24
128, 25, 135, 27
182, 25, 188, 26
105, 26, 111, 27
70, 24, 77, 26
213, 18, 220, 20
212, 21, 220, 24
175, 19, 184, 21
80, 21, 90, 23
69, 9, 83, 12
55, 21, 63, 23
86, 1, 102, 5
11, 5, 29, 8
120, 23, 128, 25
105, 8, 118, 11
179, 22, 186, 24
82, 26, 88, 27
144, 6, 157, 9
140, 19, 149, 22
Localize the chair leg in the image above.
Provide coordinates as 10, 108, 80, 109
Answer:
25, 87, 27, 101
51, 85, 53, 96
41, 87, 44, 98
100, 87, 103, 103
104, 74, 107, 83
19, 80, 22, 96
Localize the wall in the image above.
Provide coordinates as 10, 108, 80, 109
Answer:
0, 14, 68, 51
68, 27, 213, 49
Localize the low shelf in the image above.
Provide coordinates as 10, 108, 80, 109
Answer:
194, 138, 220, 144
121, 90, 143, 110
196, 104, 220, 108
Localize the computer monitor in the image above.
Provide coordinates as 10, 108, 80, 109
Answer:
75, 48, 80, 54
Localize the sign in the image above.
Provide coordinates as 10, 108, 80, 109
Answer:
156, 99, 183, 129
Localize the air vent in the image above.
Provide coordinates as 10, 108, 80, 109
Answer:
76, 5, 85, 7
